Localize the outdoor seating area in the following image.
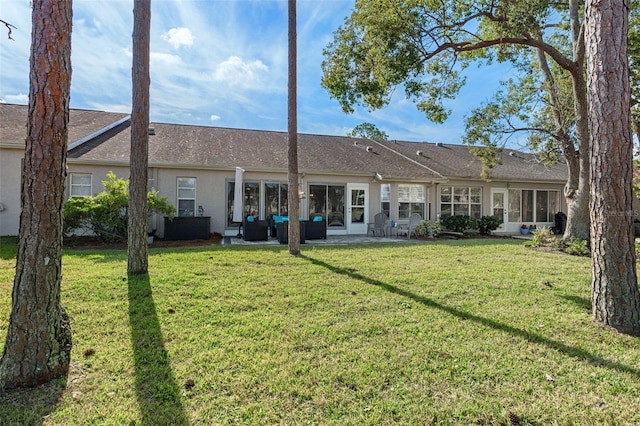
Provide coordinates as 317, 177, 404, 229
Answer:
239, 215, 329, 244
367, 212, 423, 239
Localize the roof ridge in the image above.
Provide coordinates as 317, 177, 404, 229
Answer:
67, 115, 131, 151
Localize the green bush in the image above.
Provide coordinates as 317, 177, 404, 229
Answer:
477, 215, 502, 235
563, 238, 590, 257
415, 220, 441, 237
64, 172, 176, 243
525, 226, 556, 247
440, 215, 477, 233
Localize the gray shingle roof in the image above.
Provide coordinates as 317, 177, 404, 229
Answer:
70, 122, 446, 181
1, 103, 568, 183
373, 140, 568, 182
0, 103, 129, 145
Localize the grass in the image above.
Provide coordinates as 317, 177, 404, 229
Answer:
1, 236, 640, 425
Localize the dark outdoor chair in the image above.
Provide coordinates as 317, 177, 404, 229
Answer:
277, 221, 306, 244
243, 218, 269, 241
303, 218, 327, 239
268, 215, 289, 237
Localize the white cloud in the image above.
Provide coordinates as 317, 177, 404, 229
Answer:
2, 94, 28, 104
161, 27, 194, 49
150, 52, 182, 66
210, 115, 221, 122
213, 56, 269, 89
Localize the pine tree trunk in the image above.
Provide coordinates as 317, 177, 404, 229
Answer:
128, 0, 151, 275
586, 0, 640, 335
287, 0, 300, 255
0, 0, 73, 389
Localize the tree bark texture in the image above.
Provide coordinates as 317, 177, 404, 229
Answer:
128, 0, 151, 275
586, 0, 640, 335
535, 42, 590, 241
287, 0, 300, 255
0, 0, 73, 389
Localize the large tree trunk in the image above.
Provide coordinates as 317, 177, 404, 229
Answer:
128, 0, 151, 275
586, 0, 640, 335
287, 0, 300, 255
535, 43, 590, 241
0, 0, 73, 389
562, 0, 591, 241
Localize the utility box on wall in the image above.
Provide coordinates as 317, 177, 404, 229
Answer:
163, 216, 211, 240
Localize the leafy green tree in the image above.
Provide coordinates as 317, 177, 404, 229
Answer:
322, 0, 590, 240
347, 122, 389, 140
64, 172, 175, 243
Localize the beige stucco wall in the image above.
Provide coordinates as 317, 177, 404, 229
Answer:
0, 151, 575, 238
0, 146, 23, 236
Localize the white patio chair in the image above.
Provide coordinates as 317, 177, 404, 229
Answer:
367, 212, 388, 236
399, 213, 423, 239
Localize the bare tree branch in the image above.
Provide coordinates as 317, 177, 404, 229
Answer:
1, 19, 17, 40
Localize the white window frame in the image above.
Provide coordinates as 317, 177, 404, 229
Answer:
177, 177, 196, 217
398, 184, 426, 219
440, 186, 482, 218
381, 184, 391, 218
509, 189, 560, 222
69, 173, 92, 197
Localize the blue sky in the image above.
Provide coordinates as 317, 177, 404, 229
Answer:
1, 0, 516, 144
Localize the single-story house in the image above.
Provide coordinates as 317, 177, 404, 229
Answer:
0, 103, 569, 238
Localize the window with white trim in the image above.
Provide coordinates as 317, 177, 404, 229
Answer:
380, 184, 391, 218
398, 184, 426, 219
509, 189, 559, 222
440, 186, 482, 219
308, 184, 345, 227
264, 182, 288, 217
69, 173, 92, 197
177, 177, 196, 217
226, 180, 261, 227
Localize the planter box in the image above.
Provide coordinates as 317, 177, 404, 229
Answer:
164, 216, 210, 240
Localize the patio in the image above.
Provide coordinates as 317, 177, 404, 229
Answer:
223, 234, 424, 246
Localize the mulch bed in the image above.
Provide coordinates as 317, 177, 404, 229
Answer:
63, 234, 222, 250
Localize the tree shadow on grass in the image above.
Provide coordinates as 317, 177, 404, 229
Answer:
0, 377, 66, 425
128, 274, 188, 425
560, 294, 591, 312
301, 255, 640, 379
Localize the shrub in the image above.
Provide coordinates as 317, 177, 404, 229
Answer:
525, 226, 556, 247
477, 215, 502, 235
563, 238, 590, 257
440, 215, 477, 233
64, 172, 176, 243
415, 220, 441, 237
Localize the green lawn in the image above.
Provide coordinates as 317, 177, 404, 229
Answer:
1, 237, 639, 425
